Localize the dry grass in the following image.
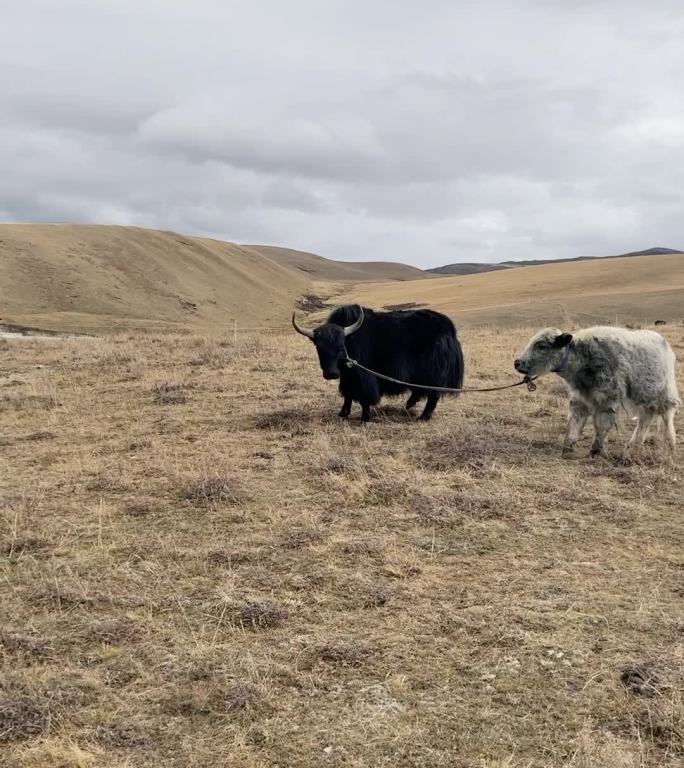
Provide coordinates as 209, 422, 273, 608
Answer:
1, 326, 682, 767
330, 253, 684, 329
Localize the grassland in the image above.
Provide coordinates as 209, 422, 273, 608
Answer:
331, 253, 684, 329
1, 323, 682, 767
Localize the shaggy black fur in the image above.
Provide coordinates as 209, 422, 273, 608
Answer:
308, 304, 464, 421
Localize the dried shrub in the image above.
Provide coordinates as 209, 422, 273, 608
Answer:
281, 527, 324, 549
316, 639, 372, 667
0, 630, 50, 658
321, 455, 359, 476
188, 339, 231, 368
229, 601, 287, 630
87, 620, 143, 645
162, 682, 264, 717
2, 536, 48, 559
95, 724, 149, 748
2, 394, 57, 412
341, 576, 393, 608
0, 697, 50, 742
621, 664, 660, 697
124, 500, 154, 517
340, 537, 384, 556
86, 471, 127, 493
179, 472, 245, 505
153, 381, 188, 405
207, 549, 255, 566
412, 488, 516, 523
365, 478, 410, 505
218, 683, 263, 713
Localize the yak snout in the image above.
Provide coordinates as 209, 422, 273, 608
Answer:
514, 358, 527, 373
323, 370, 340, 380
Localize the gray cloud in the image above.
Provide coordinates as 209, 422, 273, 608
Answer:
1, 0, 683, 266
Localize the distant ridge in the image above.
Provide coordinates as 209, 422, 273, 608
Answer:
245, 244, 430, 282
429, 246, 683, 276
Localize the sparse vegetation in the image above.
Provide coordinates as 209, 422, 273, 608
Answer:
178, 471, 246, 506
153, 380, 189, 405
0, 326, 682, 767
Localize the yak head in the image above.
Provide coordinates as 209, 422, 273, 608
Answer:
514, 328, 573, 377
292, 306, 364, 380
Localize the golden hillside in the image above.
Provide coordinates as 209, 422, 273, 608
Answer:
330, 252, 684, 328
0, 224, 427, 335
2, 223, 683, 335
0, 224, 315, 334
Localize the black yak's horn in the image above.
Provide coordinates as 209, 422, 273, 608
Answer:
343, 307, 364, 337
292, 312, 315, 339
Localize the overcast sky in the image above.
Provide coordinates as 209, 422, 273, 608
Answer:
2, 1, 683, 267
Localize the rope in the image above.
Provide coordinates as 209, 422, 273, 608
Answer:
343, 357, 537, 394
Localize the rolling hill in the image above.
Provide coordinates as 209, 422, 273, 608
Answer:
2, 223, 683, 334
0, 224, 314, 333
330, 252, 684, 329
429, 246, 683, 275
0, 224, 427, 334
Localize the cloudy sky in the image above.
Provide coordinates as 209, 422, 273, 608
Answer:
2, 1, 683, 266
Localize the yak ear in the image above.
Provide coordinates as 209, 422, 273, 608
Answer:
553, 332, 573, 349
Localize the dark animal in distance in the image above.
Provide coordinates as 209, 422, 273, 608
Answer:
292, 304, 465, 422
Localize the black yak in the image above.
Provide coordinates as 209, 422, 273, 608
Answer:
292, 304, 464, 421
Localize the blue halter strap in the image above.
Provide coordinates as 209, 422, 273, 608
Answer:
552, 343, 572, 373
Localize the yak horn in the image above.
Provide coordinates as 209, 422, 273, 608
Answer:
292, 312, 315, 339
343, 307, 364, 336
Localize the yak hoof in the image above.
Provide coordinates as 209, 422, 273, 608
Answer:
590, 447, 602, 458
338, 409, 350, 418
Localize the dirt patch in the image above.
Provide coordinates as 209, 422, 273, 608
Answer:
296, 294, 332, 312
383, 302, 427, 311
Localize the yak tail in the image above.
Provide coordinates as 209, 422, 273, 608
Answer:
437, 333, 464, 395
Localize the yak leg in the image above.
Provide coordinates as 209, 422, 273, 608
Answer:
338, 395, 353, 418
626, 408, 656, 454
663, 408, 677, 452
406, 390, 422, 411
419, 392, 440, 421
361, 402, 373, 423
562, 399, 590, 457
590, 407, 617, 457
